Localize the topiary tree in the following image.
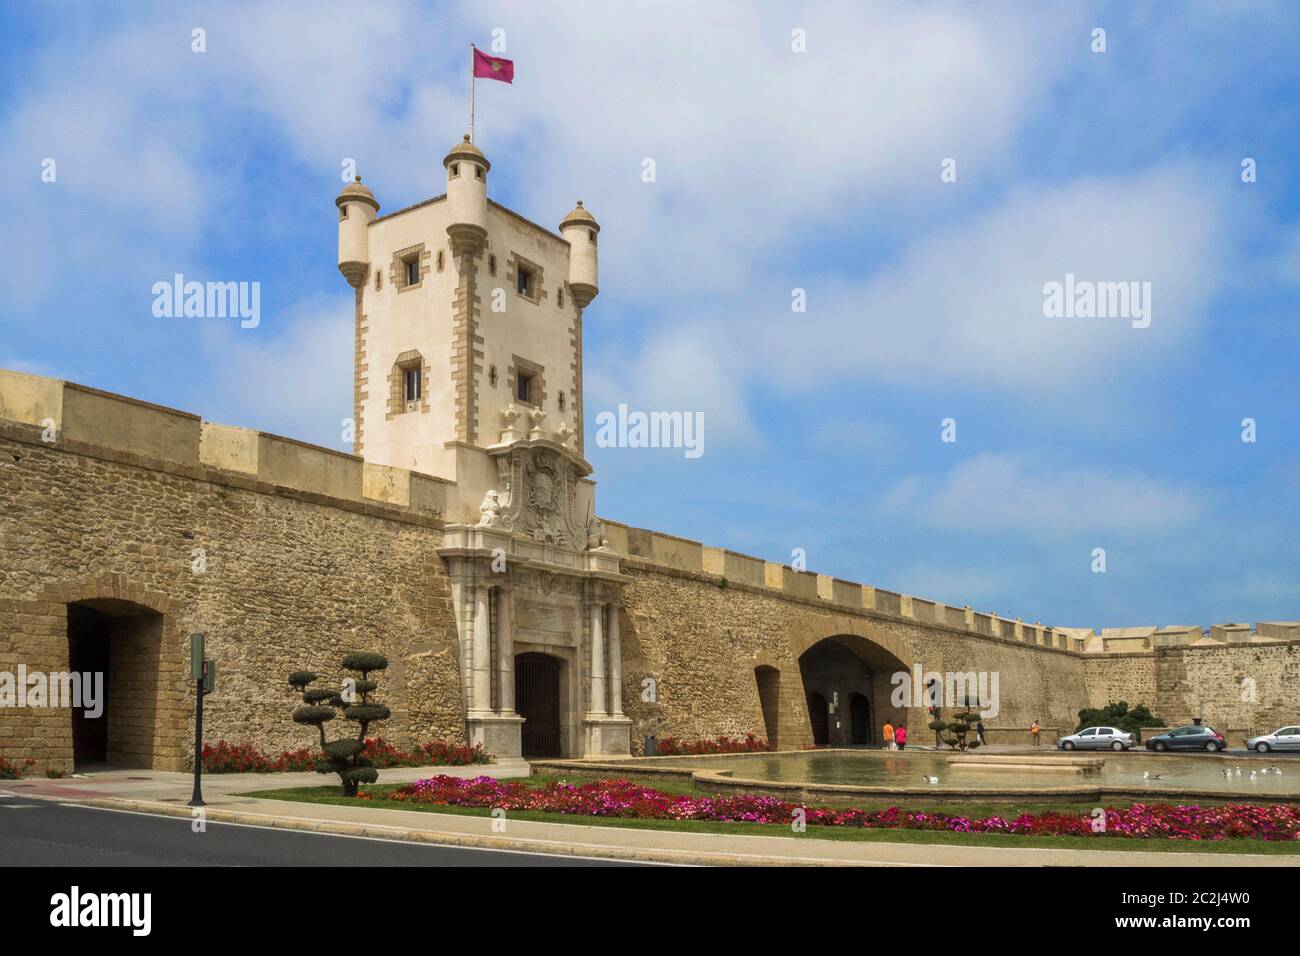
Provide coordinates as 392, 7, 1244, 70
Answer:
288, 651, 391, 797
936, 710, 983, 751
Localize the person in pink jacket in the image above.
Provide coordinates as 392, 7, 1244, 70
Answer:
895, 724, 908, 751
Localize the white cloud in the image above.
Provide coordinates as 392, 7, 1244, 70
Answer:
586, 326, 758, 450
881, 451, 1204, 540
748, 163, 1228, 393
194, 293, 353, 448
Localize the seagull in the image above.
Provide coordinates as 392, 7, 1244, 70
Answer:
1249, 771, 1258, 781
1235, 767, 1243, 776
921, 774, 939, 785
1222, 769, 1232, 779
1270, 767, 1283, 775
1143, 771, 1164, 780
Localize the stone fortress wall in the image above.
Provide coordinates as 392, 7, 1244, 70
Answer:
1, 369, 1297, 770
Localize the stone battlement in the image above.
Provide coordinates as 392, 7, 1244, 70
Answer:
597, 519, 1082, 653
1060, 622, 1300, 654
0, 369, 449, 518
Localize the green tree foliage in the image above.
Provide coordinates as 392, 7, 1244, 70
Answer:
933, 710, 982, 751
1075, 700, 1163, 741
288, 652, 391, 796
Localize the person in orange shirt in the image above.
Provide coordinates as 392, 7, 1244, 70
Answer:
895, 723, 908, 751
883, 721, 895, 751
1031, 720, 1041, 746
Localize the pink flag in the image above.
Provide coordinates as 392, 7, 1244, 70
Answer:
473, 48, 514, 83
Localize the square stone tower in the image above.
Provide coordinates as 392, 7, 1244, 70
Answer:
335, 136, 628, 759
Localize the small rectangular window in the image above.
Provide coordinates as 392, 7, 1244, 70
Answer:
517, 266, 533, 297
517, 372, 532, 404
557, 287, 564, 308
405, 367, 421, 403
475, 165, 484, 180
489, 254, 497, 276
405, 258, 420, 286
437, 250, 444, 272
450, 162, 459, 177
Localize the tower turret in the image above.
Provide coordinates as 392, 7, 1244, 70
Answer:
335, 176, 379, 288
559, 200, 599, 308
443, 135, 490, 255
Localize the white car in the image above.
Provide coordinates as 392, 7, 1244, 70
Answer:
1245, 726, 1300, 753
1057, 726, 1135, 751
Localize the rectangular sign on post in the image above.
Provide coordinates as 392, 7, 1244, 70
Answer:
202, 659, 215, 695
190, 633, 206, 680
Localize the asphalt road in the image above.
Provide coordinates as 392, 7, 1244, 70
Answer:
0, 797, 648, 867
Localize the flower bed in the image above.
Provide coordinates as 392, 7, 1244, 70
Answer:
378, 775, 1300, 841
651, 733, 773, 755
363, 737, 493, 769
0, 753, 37, 780
200, 738, 491, 774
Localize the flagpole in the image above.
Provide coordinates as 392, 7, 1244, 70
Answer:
468, 43, 476, 142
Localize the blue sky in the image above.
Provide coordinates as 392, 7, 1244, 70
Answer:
1, 1, 1297, 630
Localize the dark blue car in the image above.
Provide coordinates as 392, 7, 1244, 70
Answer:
1144, 725, 1226, 752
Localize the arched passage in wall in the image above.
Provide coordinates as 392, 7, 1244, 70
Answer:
849, 692, 872, 744
753, 665, 781, 747
798, 634, 911, 749
66, 598, 166, 770
806, 691, 830, 746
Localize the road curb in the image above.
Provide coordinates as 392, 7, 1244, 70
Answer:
47, 795, 831, 867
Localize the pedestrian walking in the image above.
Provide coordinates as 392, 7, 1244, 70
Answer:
883, 720, 895, 752
895, 724, 907, 751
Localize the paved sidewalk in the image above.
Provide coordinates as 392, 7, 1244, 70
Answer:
5, 765, 1298, 867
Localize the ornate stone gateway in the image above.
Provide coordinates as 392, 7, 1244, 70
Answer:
439, 436, 631, 759
516, 653, 562, 758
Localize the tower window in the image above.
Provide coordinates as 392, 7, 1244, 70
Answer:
375, 269, 382, 291
450, 162, 460, 177
557, 287, 564, 308
392, 244, 428, 293
475, 165, 484, 181
389, 349, 427, 417
558, 392, 565, 412
489, 254, 497, 276
339, 205, 348, 221
437, 250, 444, 272
510, 356, 545, 409
509, 254, 544, 304
589, 229, 596, 244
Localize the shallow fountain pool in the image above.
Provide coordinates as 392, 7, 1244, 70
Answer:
576, 749, 1300, 800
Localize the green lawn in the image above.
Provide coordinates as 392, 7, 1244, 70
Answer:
239, 772, 1300, 855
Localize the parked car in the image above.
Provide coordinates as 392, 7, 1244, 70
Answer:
1144, 725, 1226, 752
1057, 726, 1135, 751
1245, 726, 1300, 753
